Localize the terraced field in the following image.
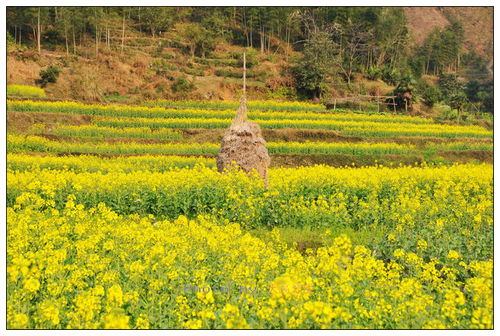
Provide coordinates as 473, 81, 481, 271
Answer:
7, 98, 493, 167
7, 92, 493, 329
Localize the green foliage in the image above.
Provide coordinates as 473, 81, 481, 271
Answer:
439, 73, 464, 96
7, 32, 15, 45
415, 21, 464, 75
150, 59, 177, 76
392, 75, 416, 110
214, 69, 241, 78
448, 92, 468, 112
293, 32, 337, 99
214, 68, 263, 79
140, 7, 176, 37
466, 80, 493, 112
229, 49, 258, 68
366, 67, 382, 80
380, 66, 400, 85
175, 22, 218, 58
171, 77, 195, 94
38, 66, 60, 87
420, 85, 441, 107
266, 86, 298, 100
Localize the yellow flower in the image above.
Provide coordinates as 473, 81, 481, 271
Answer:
107, 284, 123, 307
134, 314, 150, 329
10, 313, 29, 329
183, 318, 202, 329
102, 311, 130, 329
393, 249, 405, 259
417, 239, 427, 250
39, 301, 60, 325
23, 278, 40, 293
447, 250, 461, 260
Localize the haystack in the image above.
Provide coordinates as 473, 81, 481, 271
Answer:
216, 53, 271, 185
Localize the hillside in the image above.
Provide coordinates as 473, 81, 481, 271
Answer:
7, 6, 493, 104
7, 42, 292, 102
405, 7, 493, 59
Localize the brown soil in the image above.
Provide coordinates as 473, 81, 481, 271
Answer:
437, 150, 493, 164
269, 154, 426, 168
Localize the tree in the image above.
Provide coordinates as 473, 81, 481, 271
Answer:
466, 80, 493, 112
393, 75, 416, 111
332, 22, 373, 84
438, 73, 464, 99
421, 85, 441, 107
176, 23, 216, 59
448, 91, 468, 122
292, 32, 337, 99
141, 7, 176, 38
38, 66, 61, 87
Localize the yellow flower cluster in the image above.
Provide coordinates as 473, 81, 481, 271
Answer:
52, 125, 182, 140
95, 116, 491, 138
7, 85, 46, 98
143, 98, 326, 112
7, 153, 216, 172
8, 99, 491, 138
7, 134, 417, 156
7, 198, 492, 329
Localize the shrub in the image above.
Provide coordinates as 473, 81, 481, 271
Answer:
380, 66, 400, 85
172, 77, 195, 93
38, 66, 60, 87
266, 86, 298, 100
421, 85, 441, 107
366, 67, 382, 80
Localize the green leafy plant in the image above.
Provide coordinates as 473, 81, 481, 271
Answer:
38, 66, 60, 87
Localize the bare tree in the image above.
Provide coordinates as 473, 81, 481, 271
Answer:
332, 23, 372, 85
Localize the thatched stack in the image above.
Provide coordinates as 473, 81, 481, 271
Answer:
216, 53, 271, 185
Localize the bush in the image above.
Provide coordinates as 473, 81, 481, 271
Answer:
366, 67, 382, 80
438, 73, 464, 98
230, 49, 258, 68
421, 85, 441, 107
215, 69, 241, 78
38, 66, 60, 87
448, 92, 468, 112
171, 77, 195, 93
182, 68, 205, 76
266, 86, 298, 100
151, 59, 177, 76
381, 66, 400, 85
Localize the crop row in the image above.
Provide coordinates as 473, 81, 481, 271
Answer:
7, 85, 46, 98
7, 153, 215, 173
7, 100, 435, 124
7, 135, 418, 156
51, 125, 182, 140
143, 98, 327, 111
95, 117, 492, 138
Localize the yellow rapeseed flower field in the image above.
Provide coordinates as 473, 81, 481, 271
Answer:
7, 163, 493, 328
6, 97, 493, 330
